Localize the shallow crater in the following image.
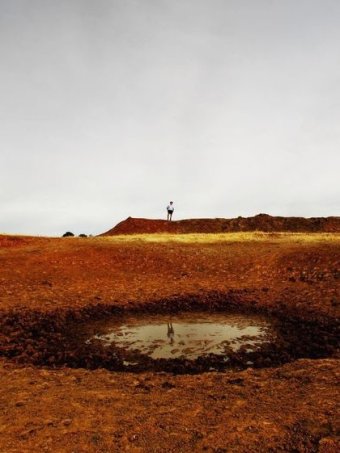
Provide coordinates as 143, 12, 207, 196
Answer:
0, 297, 338, 374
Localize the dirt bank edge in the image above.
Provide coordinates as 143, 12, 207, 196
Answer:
102, 214, 340, 235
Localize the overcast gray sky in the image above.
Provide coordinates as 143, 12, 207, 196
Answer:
1, 0, 339, 236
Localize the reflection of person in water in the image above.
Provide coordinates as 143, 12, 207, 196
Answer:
167, 322, 175, 344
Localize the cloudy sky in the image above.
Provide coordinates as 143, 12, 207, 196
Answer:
1, 0, 339, 236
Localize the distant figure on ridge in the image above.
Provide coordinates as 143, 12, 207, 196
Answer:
167, 201, 174, 221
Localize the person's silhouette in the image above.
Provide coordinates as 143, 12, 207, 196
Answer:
167, 322, 175, 345
167, 201, 174, 221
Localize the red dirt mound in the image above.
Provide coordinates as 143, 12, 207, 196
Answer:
101, 214, 340, 235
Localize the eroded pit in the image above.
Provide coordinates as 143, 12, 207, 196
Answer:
0, 295, 338, 373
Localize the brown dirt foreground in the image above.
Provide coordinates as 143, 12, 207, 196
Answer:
0, 232, 339, 452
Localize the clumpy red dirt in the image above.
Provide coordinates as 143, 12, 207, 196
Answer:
0, 231, 339, 452
102, 214, 340, 235
1, 359, 339, 453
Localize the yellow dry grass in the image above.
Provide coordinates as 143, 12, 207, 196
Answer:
97, 232, 340, 244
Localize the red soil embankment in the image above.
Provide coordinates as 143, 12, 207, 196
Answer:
101, 214, 340, 235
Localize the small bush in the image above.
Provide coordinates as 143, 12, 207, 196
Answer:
79, 234, 87, 238
62, 231, 74, 237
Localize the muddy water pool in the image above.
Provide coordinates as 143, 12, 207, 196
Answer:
87, 312, 274, 361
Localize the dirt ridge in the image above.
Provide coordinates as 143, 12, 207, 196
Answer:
102, 214, 340, 235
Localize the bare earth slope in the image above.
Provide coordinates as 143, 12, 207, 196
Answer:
101, 214, 340, 235
0, 232, 339, 452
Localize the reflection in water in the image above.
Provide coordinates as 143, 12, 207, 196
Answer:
90, 312, 273, 360
167, 322, 175, 345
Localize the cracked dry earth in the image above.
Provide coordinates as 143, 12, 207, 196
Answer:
0, 233, 339, 452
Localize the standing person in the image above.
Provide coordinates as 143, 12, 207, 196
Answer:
167, 201, 174, 221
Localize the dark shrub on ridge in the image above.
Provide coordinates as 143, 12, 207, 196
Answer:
62, 231, 74, 237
